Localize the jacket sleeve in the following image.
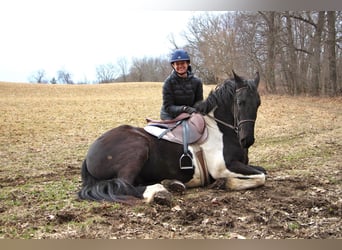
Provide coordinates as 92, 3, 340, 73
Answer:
162, 79, 184, 117
194, 78, 204, 104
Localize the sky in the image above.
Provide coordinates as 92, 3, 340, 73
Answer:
0, 0, 336, 83
0, 0, 207, 83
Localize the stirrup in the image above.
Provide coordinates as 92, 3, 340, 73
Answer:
179, 153, 193, 169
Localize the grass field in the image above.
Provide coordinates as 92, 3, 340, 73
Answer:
0, 81, 341, 239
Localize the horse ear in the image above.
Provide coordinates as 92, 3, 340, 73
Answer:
254, 71, 260, 89
232, 70, 244, 89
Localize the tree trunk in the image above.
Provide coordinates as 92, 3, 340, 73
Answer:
259, 11, 277, 93
284, 11, 298, 95
327, 11, 337, 96
310, 11, 325, 96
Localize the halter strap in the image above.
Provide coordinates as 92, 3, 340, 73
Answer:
238, 119, 255, 126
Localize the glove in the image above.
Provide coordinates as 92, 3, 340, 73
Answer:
183, 106, 196, 114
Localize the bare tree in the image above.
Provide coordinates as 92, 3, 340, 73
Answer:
308, 11, 325, 96
326, 11, 337, 96
183, 12, 238, 83
117, 57, 128, 82
128, 57, 169, 82
129, 58, 144, 82
177, 11, 341, 96
258, 11, 278, 93
29, 69, 48, 83
167, 33, 180, 49
57, 69, 73, 84
95, 63, 118, 83
283, 11, 331, 95
281, 11, 299, 95
183, 12, 268, 84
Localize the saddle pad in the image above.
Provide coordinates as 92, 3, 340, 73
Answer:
144, 125, 183, 144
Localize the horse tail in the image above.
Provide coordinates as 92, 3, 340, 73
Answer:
78, 160, 144, 204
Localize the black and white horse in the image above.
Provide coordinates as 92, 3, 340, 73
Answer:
78, 71, 266, 205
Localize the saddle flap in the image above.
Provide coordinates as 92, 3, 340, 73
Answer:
144, 113, 207, 144
172, 113, 206, 143
188, 113, 206, 134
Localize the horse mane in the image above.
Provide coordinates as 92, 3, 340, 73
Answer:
195, 79, 235, 114
195, 76, 257, 115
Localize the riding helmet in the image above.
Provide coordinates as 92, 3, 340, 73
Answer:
170, 49, 190, 64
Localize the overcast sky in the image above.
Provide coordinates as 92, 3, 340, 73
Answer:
0, 1, 208, 82
0, 0, 336, 83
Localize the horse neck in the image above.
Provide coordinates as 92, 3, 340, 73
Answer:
212, 105, 236, 134
216, 102, 234, 121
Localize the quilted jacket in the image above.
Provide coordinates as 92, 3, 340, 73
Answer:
160, 70, 203, 120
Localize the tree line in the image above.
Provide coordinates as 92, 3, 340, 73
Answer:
29, 57, 172, 84
30, 11, 341, 96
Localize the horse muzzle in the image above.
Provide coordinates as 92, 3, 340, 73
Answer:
238, 120, 256, 148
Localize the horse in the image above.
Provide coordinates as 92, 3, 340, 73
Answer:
77, 71, 266, 205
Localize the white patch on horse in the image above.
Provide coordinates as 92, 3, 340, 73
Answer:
142, 183, 169, 203
201, 112, 227, 175
185, 110, 226, 187
184, 146, 202, 187
186, 110, 266, 190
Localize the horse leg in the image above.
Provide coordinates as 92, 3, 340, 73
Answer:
225, 161, 266, 190
142, 184, 173, 206
113, 155, 175, 206
242, 148, 249, 164
115, 160, 174, 206
161, 179, 186, 193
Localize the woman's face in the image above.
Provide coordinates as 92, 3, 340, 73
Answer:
172, 61, 189, 76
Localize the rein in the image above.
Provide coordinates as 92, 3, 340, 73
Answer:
206, 114, 237, 132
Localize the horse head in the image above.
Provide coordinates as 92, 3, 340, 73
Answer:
195, 71, 260, 149
233, 71, 260, 148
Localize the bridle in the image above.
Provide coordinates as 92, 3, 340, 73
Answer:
206, 86, 256, 134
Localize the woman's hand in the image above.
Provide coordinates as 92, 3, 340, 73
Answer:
183, 106, 196, 114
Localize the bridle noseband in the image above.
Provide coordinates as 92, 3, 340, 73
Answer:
207, 86, 256, 134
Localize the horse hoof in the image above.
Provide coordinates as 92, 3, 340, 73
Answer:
161, 179, 186, 194
153, 190, 173, 207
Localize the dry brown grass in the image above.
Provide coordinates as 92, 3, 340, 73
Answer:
0, 82, 341, 239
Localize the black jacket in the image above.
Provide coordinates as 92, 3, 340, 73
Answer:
160, 70, 203, 120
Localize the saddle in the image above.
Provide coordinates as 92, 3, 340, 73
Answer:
144, 113, 208, 169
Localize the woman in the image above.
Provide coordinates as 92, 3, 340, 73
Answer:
160, 49, 203, 120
